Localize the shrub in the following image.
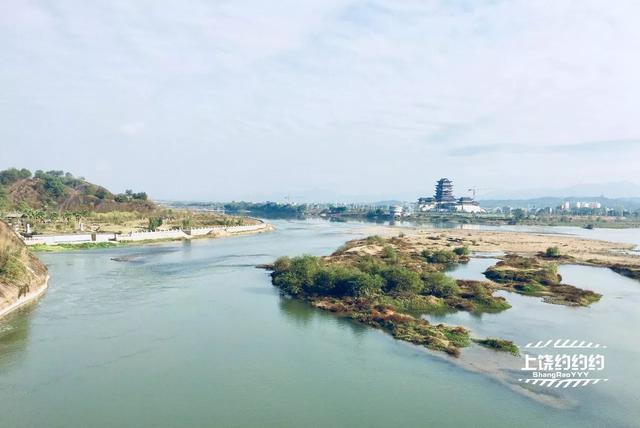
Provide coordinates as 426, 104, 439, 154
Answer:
327, 266, 383, 297
148, 217, 163, 231
453, 246, 469, 256
356, 255, 386, 275
365, 235, 386, 245
382, 266, 423, 294
422, 272, 459, 297
545, 246, 561, 258
422, 249, 457, 264
271, 255, 320, 296
273, 271, 304, 295
272, 256, 292, 274
381, 245, 398, 263
0, 250, 26, 283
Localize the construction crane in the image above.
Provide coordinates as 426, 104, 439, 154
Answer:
467, 188, 491, 199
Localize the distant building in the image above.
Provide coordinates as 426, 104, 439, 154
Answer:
576, 201, 602, 209
417, 197, 436, 212
418, 178, 485, 213
434, 178, 456, 208
389, 205, 404, 218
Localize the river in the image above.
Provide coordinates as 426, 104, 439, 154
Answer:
0, 219, 639, 427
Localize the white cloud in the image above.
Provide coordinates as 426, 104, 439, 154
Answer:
1, 0, 639, 199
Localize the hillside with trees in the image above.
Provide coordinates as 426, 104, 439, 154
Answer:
0, 168, 155, 213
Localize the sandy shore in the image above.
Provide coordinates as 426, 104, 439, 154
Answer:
0, 275, 49, 319
352, 225, 640, 267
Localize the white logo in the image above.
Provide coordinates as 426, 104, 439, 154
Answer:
518, 339, 608, 388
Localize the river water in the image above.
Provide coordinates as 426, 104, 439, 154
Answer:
1, 219, 639, 427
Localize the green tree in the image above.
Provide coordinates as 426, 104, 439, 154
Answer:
512, 209, 526, 221
42, 175, 65, 198
422, 272, 459, 297
382, 266, 422, 294
0, 167, 31, 185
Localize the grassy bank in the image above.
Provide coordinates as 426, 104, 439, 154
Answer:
30, 242, 119, 252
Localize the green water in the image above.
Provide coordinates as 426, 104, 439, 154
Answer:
1, 220, 638, 427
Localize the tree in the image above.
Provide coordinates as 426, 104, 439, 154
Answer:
132, 192, 148, 201
94, 188, 108, 199
0, 167, 31, 185
512, 209, 526, 221
42, 175, 65, 198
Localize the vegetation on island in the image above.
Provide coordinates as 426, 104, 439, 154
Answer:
472, 338, 520, 356
484, 255, 601, 306
609, 265, 640, 281
267, 236, 516, 357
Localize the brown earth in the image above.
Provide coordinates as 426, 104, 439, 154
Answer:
0, 220, 48, 316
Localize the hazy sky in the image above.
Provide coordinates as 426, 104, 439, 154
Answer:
2, 0, 640, 201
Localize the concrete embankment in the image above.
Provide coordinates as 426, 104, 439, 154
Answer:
21, 221, 273, 246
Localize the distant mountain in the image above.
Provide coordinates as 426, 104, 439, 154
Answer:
482, 181, 640, 200
479, 196, 640, 210
0, 168, 155, 213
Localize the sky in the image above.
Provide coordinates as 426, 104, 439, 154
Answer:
1, 0, 640, 202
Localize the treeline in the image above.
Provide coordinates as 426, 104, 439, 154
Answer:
224, 202, 306, 218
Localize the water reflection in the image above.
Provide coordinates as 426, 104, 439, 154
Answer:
278, 297, 315, 326
0, 301, 39, 369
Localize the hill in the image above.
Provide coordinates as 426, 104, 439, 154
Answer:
0, 168, 155, 213
0, 220, 48, 317
479, 196, 640, 211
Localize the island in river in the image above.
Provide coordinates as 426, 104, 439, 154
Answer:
264, 227, 640, 358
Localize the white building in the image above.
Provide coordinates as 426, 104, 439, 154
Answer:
390, 205, 404, 218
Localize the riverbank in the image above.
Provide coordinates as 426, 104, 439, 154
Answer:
26, 222, 274, 251
1, 220, 50, 319
0, 275, 49, 319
